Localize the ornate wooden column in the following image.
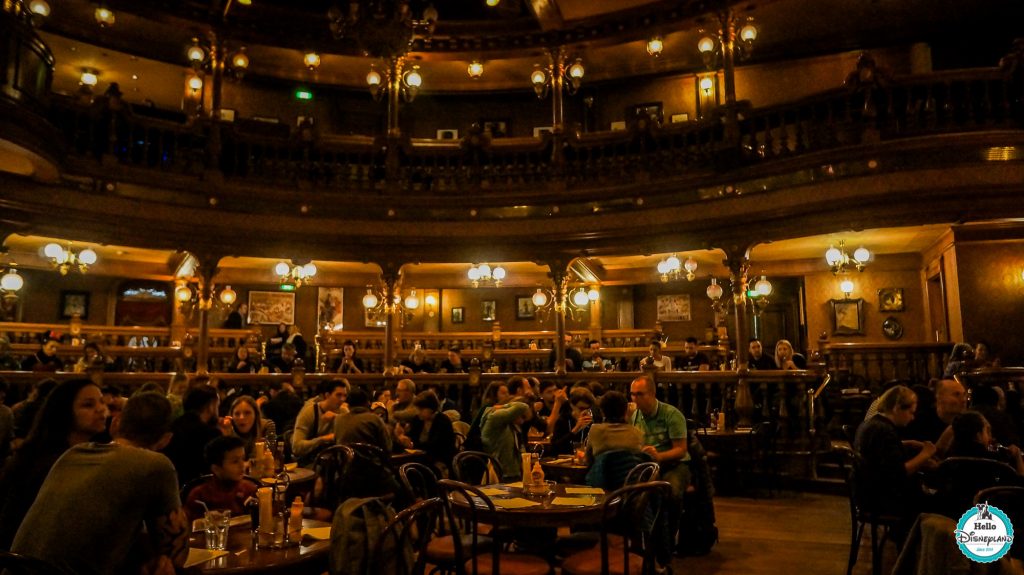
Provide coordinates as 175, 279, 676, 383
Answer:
381, 271, 399, 371
722, 244, 754, 426
192, 251, 223, 376
546, 259, 570, 375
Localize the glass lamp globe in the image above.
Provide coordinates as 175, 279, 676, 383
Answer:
219, 285, 237, 305
531, 68, 546, 86
302, 263, 317, 277
468, 267, 481, 281
304, 52, 321, 70
94, 6, 115, 26
1, 269, 23, 292
493, 266, 506, 280
587, 288, 600, 302
853, 247, 871, 262
572, 289, 589, 306
187, 44, 206, 63
699, 76, 714, 93
568, 59, 585, 80
697, 36, 716, 53
232, 51, 249, 69
478, 263, 491, 278
188, 76, 204, 91
44, 243, 64, 259
175, 285, 192, 302
706, 279, 723, 300
646, 37, 663, 56
404, 68, 422, 88
755, 275, 773, 296
366, 69, 382, 86
666, 254, 681, 272
29, 0, 50, 17
78, 248, 97, 265
405, 290, 420, 309
739, 23, 758, 42
425, 294, 437, 307
684, 257, 698, 273
840, 279, 855, 295
362, 290, 379, 309
467, 61, 484, 78
825, 246, 843, 265
532, 289, 548, 307
274, 262, 291, 276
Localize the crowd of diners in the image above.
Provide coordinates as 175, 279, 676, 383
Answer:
0, 368, 714, 575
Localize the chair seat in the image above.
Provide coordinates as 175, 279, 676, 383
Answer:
465, 552, 551, 575
561, 547, 645, 575
428, 533, 494, 562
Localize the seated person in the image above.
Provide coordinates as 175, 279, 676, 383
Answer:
400, 348, 435, 374
904, 378, 966, 453
947, 410, 1024, 474
548, 386, 598, 456
943, 342, 976, 378
333, 340, 364, 374
586, 391, 648, 490
973, 341, 1001, 369
439, 346, 467, 373
264, 343, 298, 374
481, 400, 532, 482
970, 385, 1020, 447
854, 385, 937, 543
184, 435, 258, 522
163, 385, 231, 486
773, 339, 805, 370
405, 391, 456, 470
676, 337, 710, 371
747, 338, 776, 370
639, 341, 673, 372
292, 379, 348, 465
334, 386, 393, 451
21, 337, 64, 372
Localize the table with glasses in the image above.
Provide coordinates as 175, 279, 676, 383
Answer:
540, 457, 591, 485
448, 482, 606, 529
184, 517, 332, 575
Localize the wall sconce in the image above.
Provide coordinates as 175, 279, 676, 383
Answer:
365, 62, 423, 103
531, 55, 584, 99
187, 75, 204, 93
826, 240, 871, 274
695, 73, 719, 119
469, 263, 506, 287
424, 293, 437, 318
646, 36, 664, 57
94, 3, 115, 27
696, 16, 757, 69
29, 0, 50, 20
44, 242, 97, 275
467, 61, 484, 79
840, 279, 855, 298
304, 52, 321, 71
275, 260, 316, 288
1, 264, 24, 308
707, 277, 725, 313
402, 66, 422, 102
657, 254, 697, 282
187, 37, 249, 81
175, 280, 235, 316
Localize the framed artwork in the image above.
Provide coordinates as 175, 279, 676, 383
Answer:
533, 126, 553, 138
516, 296, 536, 320
670, 113, 689, 123
364, 307, 387, 328
878, 287, 905, 312
317, 287, 344, 331
831, 298, 865, 336
481, 119, 509, 138
436, 129, 459, 140
481, 300, 497, 322
60, 290, 90, 320
882, 316, 904, 340
217, 108, 236, 122
629, 101, 663, 124
247, 291, 295, 325
451, 307, 465, 324
656, 294, 691, 322
610, 121, 627, 131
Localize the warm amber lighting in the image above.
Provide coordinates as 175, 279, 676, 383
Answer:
486, 0, 500, 6
424, 294, 437, 307
404, 289, 420, 310
1, 268, 23, 292
740, 23, 758, 42
362, 288, 379, 309
175, 284, 192, 303
366, 68, 382, 86
94, 6, 115, 26
187, 41, 206, 64
80, 70, 98, 86
699, 76, 714, 94
697, 36, 716, 53
29, 0, 50, 17
404, 67, 422, 88
304, 52, 321, 70
532, 288, 548, 307
646, 37, 664, 57
568, 58, 585, 80
840, 279, 855, 297
219, 285, 237, 305
706, 278, 723, 300
187, 76, 203, 92
531, 67, 547, 86
237, 0, 251, 4
467, 61, 484, 78
232, 50, 249, 69
755, 275, 773, 296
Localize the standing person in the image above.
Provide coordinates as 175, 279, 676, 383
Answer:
287, 325, 308, 365
292, 379, 348, 465
11, 391, 188, 575
163, 385, 230, 486
266, 323, 289, 362
21, 337, 64, 372
223, 302, 248, 329
0, 379, 108, 549
629, 375, 689, 565
481, 400, 532, 482
334, 340, 364, 374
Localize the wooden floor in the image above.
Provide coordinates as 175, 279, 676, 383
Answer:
669, 492, 895, 575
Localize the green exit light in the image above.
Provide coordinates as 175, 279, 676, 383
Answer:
295, 89, 313, 100
280, 284, 296, 292
746, 289, 759, 298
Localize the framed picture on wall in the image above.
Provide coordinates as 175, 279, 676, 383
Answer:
247, 291, 295, 325
481, 119, 509, 138
481, 300, 497, 322
628, 102, 663, 124
831, 298, 865, 335
656, 294, 691, 322
317, 287, 344, 331
878, 287, 905, 312
60, 291, 89, 320
437, 129, 459, 140
516, 296, 536, 320
451, 307, 465, 324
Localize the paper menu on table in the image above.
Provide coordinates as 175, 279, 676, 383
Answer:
564, 487, 604, 495
302, 526, 332, 541
185, 548, 229, 568
551, 496, 596, 506
491, 497, 541, 509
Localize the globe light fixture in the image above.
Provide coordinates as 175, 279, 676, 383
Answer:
467, 61, 484, 79
825, 240, 871, 274
304, 52, 321, 71
468, 263, 505, 287
44, 242, 97, 275
646, 36, 664, 57
94, 5, 115, 26
219, 285, 237, 305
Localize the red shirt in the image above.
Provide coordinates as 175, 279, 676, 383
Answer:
184, 478, 258, 521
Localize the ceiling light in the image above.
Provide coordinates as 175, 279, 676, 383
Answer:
572, 289, 589, 307
237, 0, 251, 5
80, 70, 98, 86
467, 61, 484, 79
658, 254, 696, 282
404, 288, 420, 310
825, 240, 870, 274
469, 263, 505, 287
94, 5, 115, 26
697, 36, 716, 54
646, 36, 664, 57
486, 0, 500, 6
362, 288, 379, 309
276, 261, 316, 288
366, 68, 382, 86
44, 242, 97, 275
304, 52, 321, 70
187, 40, 206, 65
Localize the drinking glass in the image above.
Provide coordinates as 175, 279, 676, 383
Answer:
204, 510, 231, 550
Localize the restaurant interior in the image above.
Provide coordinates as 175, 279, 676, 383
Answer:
1, 0, 1023, 573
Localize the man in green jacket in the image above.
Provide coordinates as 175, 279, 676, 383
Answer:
481, 400, 532, 482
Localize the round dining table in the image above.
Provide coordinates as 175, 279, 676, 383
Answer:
185, 518, 331, 575
448, 482, 606, 529
539, 457, 591, 485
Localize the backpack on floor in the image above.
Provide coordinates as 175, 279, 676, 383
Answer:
329, 496, 407, 575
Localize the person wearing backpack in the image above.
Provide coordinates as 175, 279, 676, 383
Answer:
329, 497, 411, 575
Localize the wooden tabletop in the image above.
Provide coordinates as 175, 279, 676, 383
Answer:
540, 457, 591, 485
257, 467, 317, 487
186, 518, 331, 575
449, 482, 606, 528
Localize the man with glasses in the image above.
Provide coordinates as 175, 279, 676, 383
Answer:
630, 375, 690, 564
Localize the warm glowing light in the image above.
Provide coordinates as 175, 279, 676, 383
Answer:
468, 267, 481, 281
684, 257, 698, 274
531, 67, 546, 86
366, 69, 382, 86
478, 263, 491, 278
219, 285, 237, 305
697, 36, 716, 53
568, 59, 585, 80
44, 243, 64, 259
301, 263, 317, 277
232, 51, 249, 69
492, 266, 506, 280
853, 247, 871, 263
304, 52, 321, 70
587, 288, 600, 302
572, 290, 589, 306
467, 61, 484, 78
706, 278, 723, 300
1, 269, 23, 292
405, 289, 420, 310
187, 43, 206, 64
425, 294, 437, 307
404, 68, 422, 88
825, 246, 843, 265
94, 6, 115, 26
665, 254, 680, 271
646, 37, 664, 56
175, 284, 192, 302
739, 23, 758, 42
274, 262, 290, 276
80, 71, 98, 86
28, 0, 50, 17
532, 288, 548, 307
485, 0, 499, 6
187, 76, 204, 91
755, 275, 773, 296
78, 248, 98, 265
840, 279, 854, 296
699, 76, 714, 93
362, 289, 379, 309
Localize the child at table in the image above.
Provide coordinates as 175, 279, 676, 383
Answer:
184, 435, 257, 521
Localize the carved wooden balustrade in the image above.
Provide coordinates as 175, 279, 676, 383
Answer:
819, 341, 954, 390
43, 64, 1021, 201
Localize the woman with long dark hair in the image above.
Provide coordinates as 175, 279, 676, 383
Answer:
0, 379, 108, 549
228, 395, 276, 458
